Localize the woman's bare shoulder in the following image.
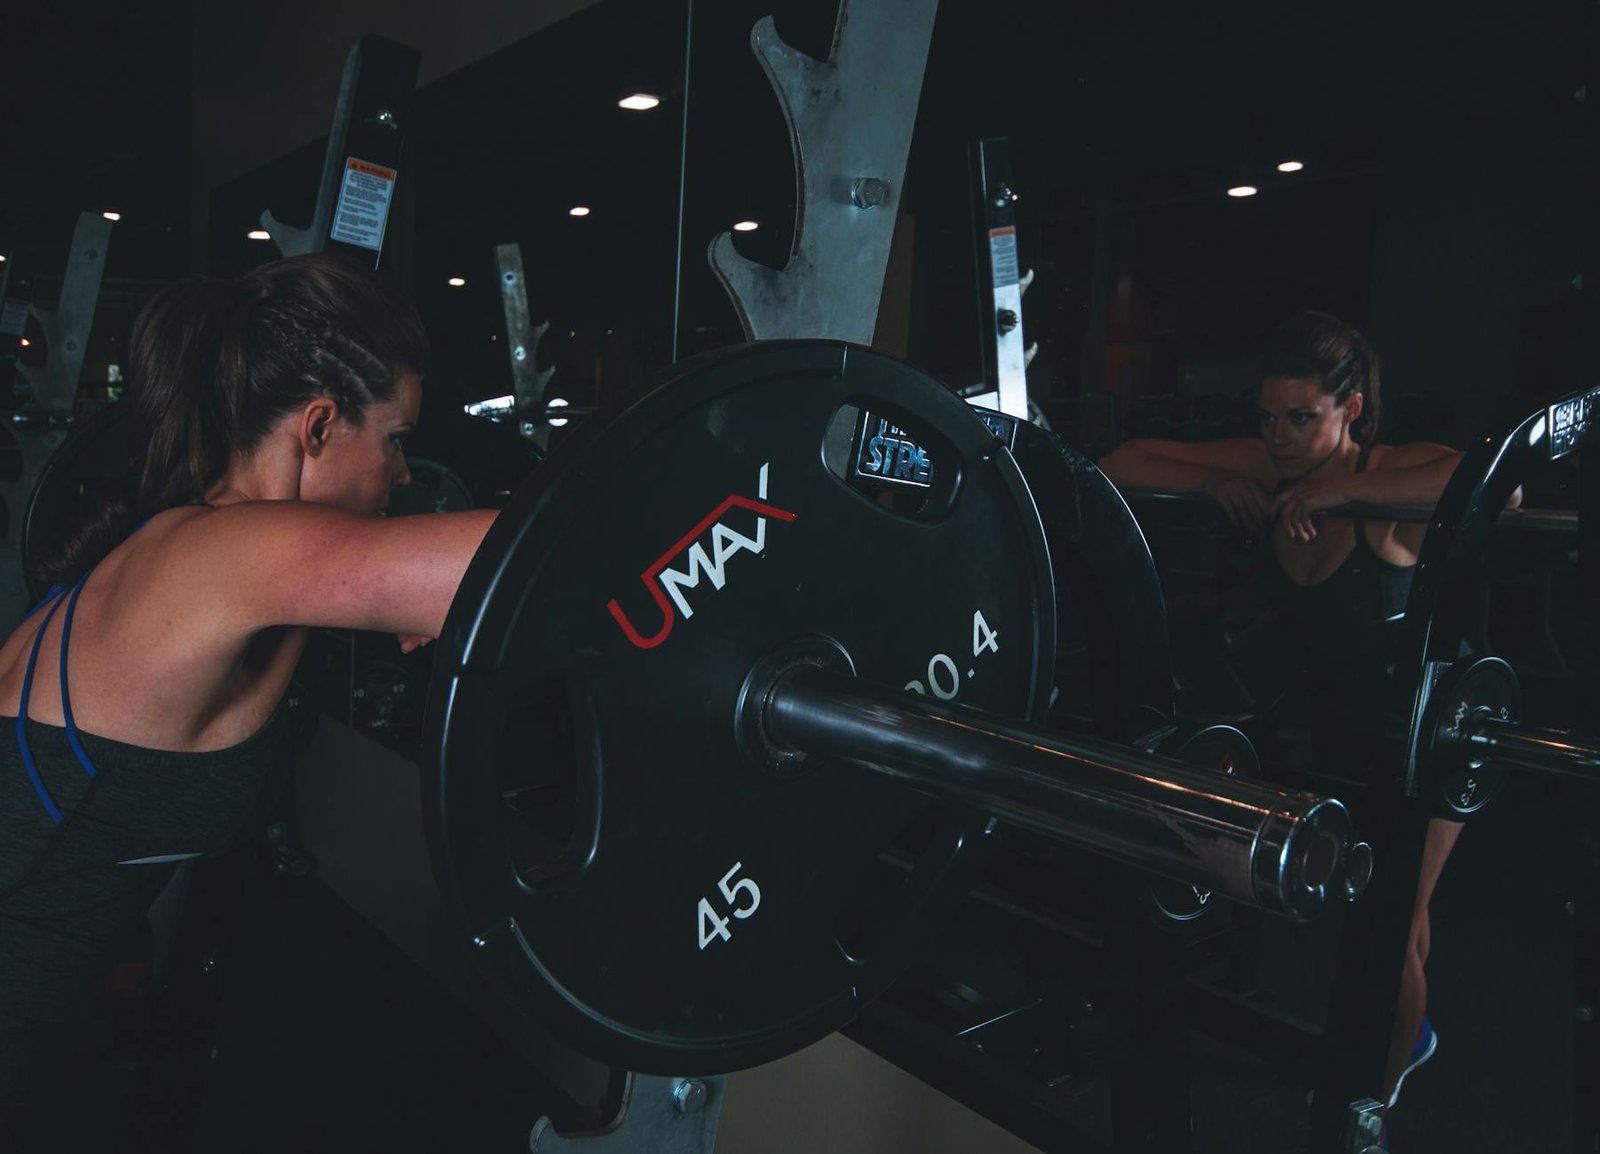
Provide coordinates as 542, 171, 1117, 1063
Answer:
154, 498, 368, 536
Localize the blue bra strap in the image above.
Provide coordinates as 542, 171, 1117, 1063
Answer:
58, 570, 98, 780
27, 584, 68, 619
16, 591, 70, 823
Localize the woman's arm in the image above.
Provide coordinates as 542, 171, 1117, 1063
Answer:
1271, 442, 1503, 542
1099, 438, 1276, 531
194, 502, 500, 638
1342, 443, 1462, 506
1097, 437, 1271, 493
1361, 444, 1523, 510
1271, 444, 1460, 526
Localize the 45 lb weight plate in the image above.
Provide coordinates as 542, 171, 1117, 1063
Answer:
424, 341, 1056, 1074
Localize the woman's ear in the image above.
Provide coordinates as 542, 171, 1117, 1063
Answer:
1343, 391, 1365, 428
297, 397, 340, 458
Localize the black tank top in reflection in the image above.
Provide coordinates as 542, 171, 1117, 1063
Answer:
1267, 449, 1414, 623
1264, 446, 1416, 780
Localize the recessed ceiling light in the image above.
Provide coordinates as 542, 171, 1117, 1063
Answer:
1226, 185, 1258, 198
448, 277, 466, 287
733, 220, 760, 233
569, 205, 592, 217
618, 93, 661, 111
1277, 160, 1305, 173
102, 211, 122, 221
247, 229, 271, 241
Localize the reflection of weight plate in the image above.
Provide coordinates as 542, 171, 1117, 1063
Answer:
22, 400, 131, 601
1143, 724, 1260, 924
353, 657, 418, 738
283, 679, 322, 755
424, 341, 1055, 1074
1007, 420, 1173, 736
1423, 656, 1520, 817
384, 458, 475, 516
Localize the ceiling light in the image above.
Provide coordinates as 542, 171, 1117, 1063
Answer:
618, 93, 661, 111
569, 205, 592, 217
1226, 185, 1258, 198
733, 220, 760, 232
448, 277, 466, 287
1277, 160, 1305, 173
102, 211, 122, 221
0, 254, 7, 262
247, 229, 271, 241
547, 397, 570, 428
19, 338, 30, 347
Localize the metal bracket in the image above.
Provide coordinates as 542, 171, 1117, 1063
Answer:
1342, 1097, 1386, 1153
707, 0, 939, 343
15, 212, 112, 414
495, 244, 555, 448
261, 35, 420, 265
969, 137, 1030, 419
529, 1075, 726, 1154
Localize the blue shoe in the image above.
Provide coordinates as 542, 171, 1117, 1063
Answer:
1387, 1017, 1437, 1108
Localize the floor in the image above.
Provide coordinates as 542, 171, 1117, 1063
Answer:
18, 767, 1587, 1153
1188, 772, 1579, 1153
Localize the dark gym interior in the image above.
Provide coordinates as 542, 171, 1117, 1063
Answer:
2, 2, 1596, 1151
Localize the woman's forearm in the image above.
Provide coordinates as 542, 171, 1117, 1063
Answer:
1342, 456, 1463, 507
1098, 442, 1230, 494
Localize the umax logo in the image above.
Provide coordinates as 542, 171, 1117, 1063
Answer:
606, 464, 797, 649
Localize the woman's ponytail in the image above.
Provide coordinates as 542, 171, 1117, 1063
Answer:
131, 276, 248, 512
30, 253, 426, 588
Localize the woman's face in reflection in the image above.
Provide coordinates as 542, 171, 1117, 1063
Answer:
1259, 376, 1360, 480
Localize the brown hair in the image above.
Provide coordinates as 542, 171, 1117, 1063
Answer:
1260, 310, 1381, 445
34, 253, 427, 586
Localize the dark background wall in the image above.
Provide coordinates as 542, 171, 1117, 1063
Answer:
2, 0, 1593, 462
189, 0, 600, 268
4, 0, 193, 281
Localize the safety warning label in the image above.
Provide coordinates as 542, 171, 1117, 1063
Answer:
330, 158, 397, 252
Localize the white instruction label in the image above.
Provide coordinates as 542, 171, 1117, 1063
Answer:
989, 226, 1019, 288
329, 158, 397, 252
0, 299, 28, 336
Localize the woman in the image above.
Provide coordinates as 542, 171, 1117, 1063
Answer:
1098, 310, 1470, 1115
0, 254, 497, 1142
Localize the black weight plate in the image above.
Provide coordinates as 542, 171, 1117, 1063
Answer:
424, 341, 1055, 1074
1007, 420, 1173, 737
384, 457, 476, 516
1425, 656, 1521, 817
1145, 723, 1261, 923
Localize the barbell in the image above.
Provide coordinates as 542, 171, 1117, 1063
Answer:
1395, 386, 1600, 817
420, 340, 1370, 1075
